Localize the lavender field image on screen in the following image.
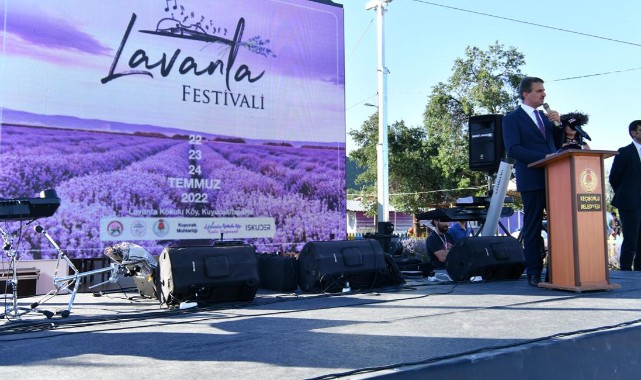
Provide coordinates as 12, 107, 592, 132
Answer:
0, 123, 346, 259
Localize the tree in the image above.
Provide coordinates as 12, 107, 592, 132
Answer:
349, 113, 379, 213
423, 41, 526, 205
349, 42, 527, 234
346, 156, 367, 191
349, 114, 439, 231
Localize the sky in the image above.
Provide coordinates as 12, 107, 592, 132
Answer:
333, 0, 641, 169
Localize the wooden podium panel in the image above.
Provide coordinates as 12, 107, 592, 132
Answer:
530, 150, 619, 292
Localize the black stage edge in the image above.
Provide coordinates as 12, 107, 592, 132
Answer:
1, 270, 640, 379
361, 322, 641, 379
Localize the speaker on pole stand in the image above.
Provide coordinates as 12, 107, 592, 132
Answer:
444, 115, 526, 282
468, 114, 504, 173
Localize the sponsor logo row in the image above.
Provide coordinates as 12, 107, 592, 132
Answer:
100, 217, 276, 241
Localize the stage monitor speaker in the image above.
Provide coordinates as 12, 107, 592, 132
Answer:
298, 240, 404, 293
445, 236, 525, 282
468, 114, 504, 172
158, 244, 259, 306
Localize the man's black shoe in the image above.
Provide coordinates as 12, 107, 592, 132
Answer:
527, 274, 541, 287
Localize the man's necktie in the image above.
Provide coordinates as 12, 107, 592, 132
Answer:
534, 110, 546, 139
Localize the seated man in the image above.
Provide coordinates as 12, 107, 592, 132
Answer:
426, 219, 455, 269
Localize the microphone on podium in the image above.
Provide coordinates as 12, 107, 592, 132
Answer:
560, 112, 592, 141
542, 103, 562, 128
574, 125, 591, 141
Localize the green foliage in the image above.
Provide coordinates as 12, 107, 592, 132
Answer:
349, 114, 439, 216
346, 156, 367, 191
387, 121, 441, 212
449, 43, 524, 115
423, 41, 526, 203
349, 113, 379, 215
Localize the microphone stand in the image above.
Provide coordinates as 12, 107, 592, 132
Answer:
33, 226, 125, 318
0, 226, 54, 320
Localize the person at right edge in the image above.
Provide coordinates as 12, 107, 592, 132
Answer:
502, 77, 563, 286
609, 120, 641, 271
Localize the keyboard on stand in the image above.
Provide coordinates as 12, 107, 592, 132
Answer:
0, 189, 61, 221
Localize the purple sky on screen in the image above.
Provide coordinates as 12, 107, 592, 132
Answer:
1, 1, 343, 81
0, 0, 346, 142
2, 9, 111, 56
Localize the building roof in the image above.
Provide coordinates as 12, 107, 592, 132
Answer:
347, 199, 400, 212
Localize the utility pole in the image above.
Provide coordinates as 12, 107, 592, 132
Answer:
365, 0, 392, 234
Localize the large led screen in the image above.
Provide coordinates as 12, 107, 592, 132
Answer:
0, 0, 346, 259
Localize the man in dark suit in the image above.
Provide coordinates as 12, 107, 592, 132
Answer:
609, 120, 641, 271
502, 77, 562, 286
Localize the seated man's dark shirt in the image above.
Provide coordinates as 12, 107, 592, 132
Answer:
426, 230, 455, 269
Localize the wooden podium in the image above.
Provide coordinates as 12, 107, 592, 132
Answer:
530, 149, 620, 292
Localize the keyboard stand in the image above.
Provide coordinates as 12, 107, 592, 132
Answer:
1, 226, 54, 320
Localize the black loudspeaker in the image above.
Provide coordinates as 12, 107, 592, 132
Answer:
445, 236, 525, 282
158, 245, 259, 306
298, 240, 404, 293
363, 232, 404, 256
257, 254, 299, 292
468, 114, 504, 172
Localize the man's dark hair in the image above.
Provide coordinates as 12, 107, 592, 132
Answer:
628, 120, 641, 137
518, 76, 544, 100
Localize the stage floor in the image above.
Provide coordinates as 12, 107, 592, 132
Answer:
1, 270, 640, 379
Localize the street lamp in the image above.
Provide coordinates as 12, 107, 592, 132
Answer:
365, 0, 392, 233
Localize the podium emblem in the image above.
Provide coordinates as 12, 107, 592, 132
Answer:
579, 168, 598, 192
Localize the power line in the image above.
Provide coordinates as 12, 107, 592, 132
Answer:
346, 16, 375, 62
551, 67, 641, 82
410, 0, 641, 48
346, 93, 377, 110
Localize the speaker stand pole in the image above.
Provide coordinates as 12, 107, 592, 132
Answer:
480, 158, 514, 237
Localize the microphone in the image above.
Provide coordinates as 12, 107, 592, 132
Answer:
542, 103, 562, 128
574, 125, 592, 141
560, 111, 592, 142
34, 225, 44, 233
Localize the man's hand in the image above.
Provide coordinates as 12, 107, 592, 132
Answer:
546, 110, 561, 125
